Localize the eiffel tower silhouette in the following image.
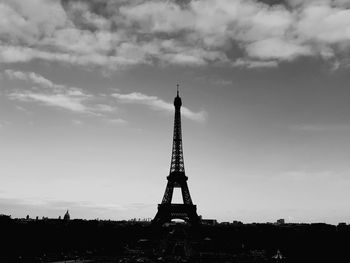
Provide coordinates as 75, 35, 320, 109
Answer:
153, 85, 200, 226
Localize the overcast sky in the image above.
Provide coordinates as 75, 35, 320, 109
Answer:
1, 0, 350, 224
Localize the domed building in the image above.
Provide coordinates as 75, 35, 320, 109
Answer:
63, 210, 70, 221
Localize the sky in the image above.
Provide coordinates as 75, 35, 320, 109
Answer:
1, 0, 350, 224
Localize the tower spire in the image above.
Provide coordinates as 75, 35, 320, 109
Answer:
170, 84, 184, 174
177, 83, 179, 97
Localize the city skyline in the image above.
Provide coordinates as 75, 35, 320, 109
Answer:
1, 0, 350, 224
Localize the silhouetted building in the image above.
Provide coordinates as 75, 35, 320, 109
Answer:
202, 219, 218, 226
276, 219, 285, 225
0, 214, 11, 222
63, 210, 70, 221
153, 85, 200, 226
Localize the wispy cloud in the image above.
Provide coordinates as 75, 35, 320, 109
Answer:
112, 92, 207, 122
4, 69, 95, 113
4, 69, 79, 93
4, 69, 119, 116
232, 59, 278, 69
103, 118, 128, 125
4, 69, 204, 123
0, 0, 350, 69
5, 69, 55, 88
15, 105, 31, 114
92, 104, 116, 113
9, 92, 90, 113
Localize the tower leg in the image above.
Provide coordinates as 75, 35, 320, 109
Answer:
161, 181, 175, 204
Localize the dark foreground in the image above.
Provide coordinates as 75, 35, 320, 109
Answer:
1, 215, 349, 263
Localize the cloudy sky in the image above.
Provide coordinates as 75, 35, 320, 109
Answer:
1, 0, 350, 224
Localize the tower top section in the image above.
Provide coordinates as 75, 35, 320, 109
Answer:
169, 83, 185, 175
174, 84, 182, 108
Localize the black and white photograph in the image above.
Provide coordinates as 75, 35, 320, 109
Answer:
1, 0, 350, 262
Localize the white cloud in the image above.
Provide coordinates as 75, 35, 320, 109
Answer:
4, 69, 121, 116
103, 118, 128, 125
119, 1, 193, 33
15, 105, 31, 114
246, 38, 312, 61
112, 92, 207, 122
0, 0, 350, 68
5, 69, 55, 88
92, 104, 116, 113
9, 92, 89, 113
4, 69, 206, 123
4, 69, 96, 113
232, 58, 278, 68
296, 3, 350, 44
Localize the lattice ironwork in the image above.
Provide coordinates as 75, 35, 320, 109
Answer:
170, 88, 185, 174
153, 86, 200, 226
161, 178, 193, 205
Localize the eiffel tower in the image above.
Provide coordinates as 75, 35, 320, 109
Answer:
153, 85, 200, 226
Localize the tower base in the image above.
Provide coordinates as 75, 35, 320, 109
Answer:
153, 204, 201, 226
